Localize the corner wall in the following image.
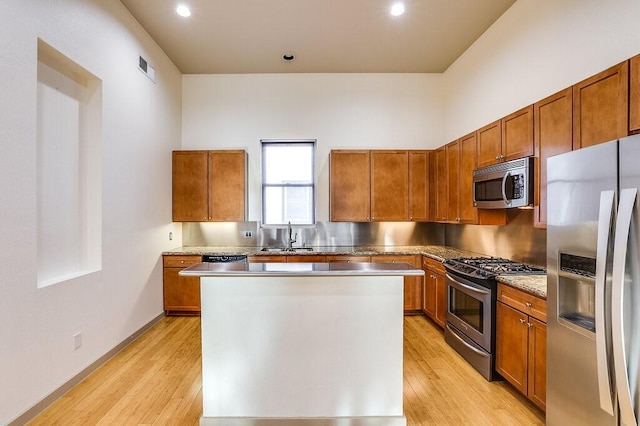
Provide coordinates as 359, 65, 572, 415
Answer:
442, 0, 640, 142
0, 1, 182, 423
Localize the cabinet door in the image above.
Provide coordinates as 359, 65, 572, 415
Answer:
573, 61, 629, 149
502, 105, 534, 161
631, 55, 640, 133
534, 88, 573, 229
408, 150, 429, 221
446, 141, 460, 223
458, 132, 478, 224
330, 151, 371, 221
496, 301, 528, 395
477, 120, 502, 168
435, 147, 448, 222
172, 151, 209, 222
374, 255, 422, 312
422, 270, 436, 318
428, 151, 437, 222
163, 268, 201, 313
434, 271, 446, 328
371, 151, 409, 221
528, 317, 547, 411
208, 151, 246, 221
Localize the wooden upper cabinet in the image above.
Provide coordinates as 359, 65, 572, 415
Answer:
573, 60, 629, 149
330, 150, 371, 222
173, 150, 247, 222
476, 120, 502, 168
173, 151, 209, 222
371, 150, 409, 221
208, 150, 247, 221
408, 150, 430, 221
502, 105, 534, 162
428, 151, 438, 222
458, 132, 479, 224
446, 141, 460, 223
534, 88, 573, 229
434, 147, 448, 222
630, 55, 640, 133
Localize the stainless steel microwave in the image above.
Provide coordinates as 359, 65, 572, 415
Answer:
472, 157, 534, 209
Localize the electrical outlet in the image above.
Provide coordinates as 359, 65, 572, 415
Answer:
243, 231, 253, 238
73, 332, 82, 350
169, 231, 173, 241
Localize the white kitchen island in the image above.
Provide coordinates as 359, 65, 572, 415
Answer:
180, 261, 424, 426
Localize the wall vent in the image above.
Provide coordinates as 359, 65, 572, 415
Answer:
138, 55, 156, 83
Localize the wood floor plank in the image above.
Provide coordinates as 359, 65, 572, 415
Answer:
29, 315, 544, 425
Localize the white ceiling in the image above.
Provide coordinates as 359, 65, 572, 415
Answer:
120, 0, 516, 74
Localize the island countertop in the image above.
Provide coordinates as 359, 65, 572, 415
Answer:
180, 261, 425, 277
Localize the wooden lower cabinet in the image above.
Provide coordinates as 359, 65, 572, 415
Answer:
496, 284, 547, 411
373, 255, 422, 313
421, 256, 446, 327
163, 255, 203, 315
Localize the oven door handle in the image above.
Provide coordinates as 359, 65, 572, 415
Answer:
446, 273, 490, 297
445, 323, 489, 357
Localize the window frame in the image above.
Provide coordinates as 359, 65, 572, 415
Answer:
261, 139, 316, 226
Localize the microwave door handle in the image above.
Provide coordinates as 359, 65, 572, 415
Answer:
611, 188, 638, 426
595, 190, 616, 415
501, 171, 511, 206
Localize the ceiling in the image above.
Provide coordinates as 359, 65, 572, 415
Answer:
120, 0, 516, 74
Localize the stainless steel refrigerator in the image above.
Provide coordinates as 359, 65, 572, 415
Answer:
547, 135, 640, 425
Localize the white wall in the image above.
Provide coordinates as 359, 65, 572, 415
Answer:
0, 1, 182, 423
442, 0, 640, 142
182, 73, 443, 221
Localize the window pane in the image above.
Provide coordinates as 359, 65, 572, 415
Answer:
264, 144, 313, 184
264, 186, 314, 225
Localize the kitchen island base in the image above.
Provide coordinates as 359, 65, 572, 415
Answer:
200, 417, 407, 426
183, 263, 423, 425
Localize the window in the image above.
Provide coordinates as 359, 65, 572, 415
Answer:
261, 140, 315, 225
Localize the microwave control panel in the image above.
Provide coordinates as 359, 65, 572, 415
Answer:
511, 174, 525, 199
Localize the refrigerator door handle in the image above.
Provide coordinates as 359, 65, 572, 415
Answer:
596, 190, 616, 415
611, 187, 638, 426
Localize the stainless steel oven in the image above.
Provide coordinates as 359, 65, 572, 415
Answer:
444, 271, 496, 380
442, 257, 546, 381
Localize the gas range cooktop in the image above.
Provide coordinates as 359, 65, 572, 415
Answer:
443, 257, 546, 280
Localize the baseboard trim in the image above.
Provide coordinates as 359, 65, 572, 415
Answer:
8, 312, 165, 426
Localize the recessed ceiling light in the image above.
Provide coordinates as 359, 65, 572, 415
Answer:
283, 54, 295, 62
176, 4, 191, 17
390, 3, 405, 16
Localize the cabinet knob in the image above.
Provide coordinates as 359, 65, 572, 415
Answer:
519, 318, 526, 324
525, 302, 533, 307
495, 156, 500, 160
527, 322, 533, 328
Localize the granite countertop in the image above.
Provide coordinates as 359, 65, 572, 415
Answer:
496, 275, 547, 299
164, 245, 547, 298
163, 245, 481, 262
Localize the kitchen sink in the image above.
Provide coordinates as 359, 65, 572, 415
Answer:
260, 247, 314, 252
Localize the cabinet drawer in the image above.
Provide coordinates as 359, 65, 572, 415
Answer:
163, 255, 202, 268
422, 256, 445, 274
498, 283, 547, 322
326, 255, 372, 263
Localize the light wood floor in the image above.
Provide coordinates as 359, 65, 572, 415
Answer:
29, 315, 544, 425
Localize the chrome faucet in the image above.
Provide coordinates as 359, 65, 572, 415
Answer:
287, 221, 297, 250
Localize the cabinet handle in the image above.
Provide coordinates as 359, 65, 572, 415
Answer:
527, 322, 533, 328
519, 318, 526, 324
525, 302, 533, 307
